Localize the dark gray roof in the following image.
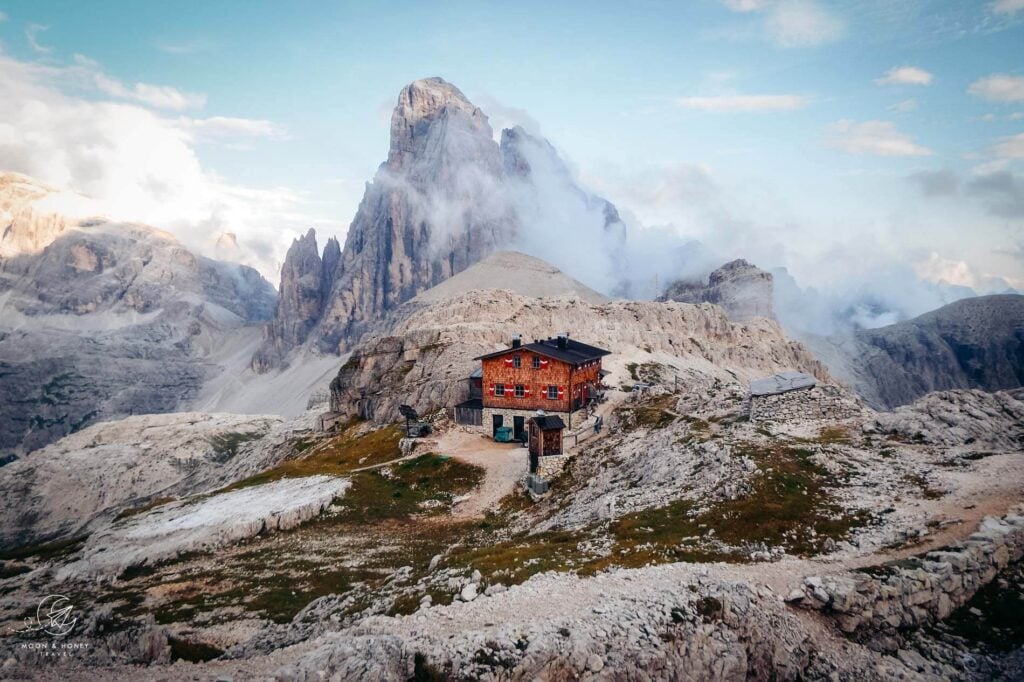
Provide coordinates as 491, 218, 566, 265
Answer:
469, 367, 483, 379
749, 371, 816, 397
531, 415, 566, 430
475, 337, 611, 365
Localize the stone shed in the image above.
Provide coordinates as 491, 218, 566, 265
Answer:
748, 371, 862, 423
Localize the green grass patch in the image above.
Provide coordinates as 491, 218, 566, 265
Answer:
333, 453, 485, 523
816, 426, 853, 445
932, 560, 1024, 652
616, 394, 678, 431
219, 424, 406, 492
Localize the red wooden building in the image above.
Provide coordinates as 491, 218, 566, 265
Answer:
454, 333, 611, 440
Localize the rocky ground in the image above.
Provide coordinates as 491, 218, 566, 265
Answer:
0, 380, 1020, 680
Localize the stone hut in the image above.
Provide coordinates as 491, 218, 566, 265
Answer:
748, 371, 862, 422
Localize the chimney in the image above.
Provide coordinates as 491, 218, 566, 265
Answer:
511, 334, 521, 349
557, 332, 568, 350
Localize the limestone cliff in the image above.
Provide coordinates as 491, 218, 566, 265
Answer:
253, 78, 627, 369
328, 258, 828, 425
252, 229, 338, 371
812, 294, 1024, 409
274, 77, 515, 365
0, 176, 277, 452
660, 259, 775, 322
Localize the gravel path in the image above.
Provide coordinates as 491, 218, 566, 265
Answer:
435, 429, 527, 519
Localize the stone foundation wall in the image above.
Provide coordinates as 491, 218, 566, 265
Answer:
749, 385, 863, 423
536, 454, 571, 479
479, 407, 585, 435
792, 507, 1024, 650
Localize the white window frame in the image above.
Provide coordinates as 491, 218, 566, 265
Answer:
514, 384, 525, 398
547, 385, 559, 400
513, 355, 522, 368
494, 383, 505, 397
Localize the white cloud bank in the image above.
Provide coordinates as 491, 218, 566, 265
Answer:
0, 51, 329, 281
990, 0, 1024, 16
991, 132, 1024, 159
766, 0, 844, 47
875, 66, 933, 86
825, 119, 933, 157
968, 74, 1024, 103
674, 94, 807, 112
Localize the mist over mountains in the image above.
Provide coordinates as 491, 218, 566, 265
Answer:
249, 76, 1016, 372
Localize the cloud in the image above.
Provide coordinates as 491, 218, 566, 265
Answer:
875, 66, 933, 86
908, 167, 1024, 218
473, 93, 543, 138
182, 116, 288, 141
990, 132, 1024, 158
721, 0, 771, 11
154, 41, 206, 55
908, 168, 958, 196
26, 24, 51, 54
990, 0, 1024, 15
966, 170, 1024, 217
674, 94, 807, 112
826, 120, 933, 156
716, 0, 843, 48
888, 98, 919, 113
0, 50, 325, 280
765, 0, 844, 47
69, 55, 206, 110
912, 252, 979, 288
968, 74, 1024, 103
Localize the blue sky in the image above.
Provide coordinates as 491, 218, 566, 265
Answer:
1, 0, 1022, 297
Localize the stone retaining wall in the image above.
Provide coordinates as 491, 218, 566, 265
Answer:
749, 385, 863, 423
792, 507, 1024, 651
537, 454, 571, 479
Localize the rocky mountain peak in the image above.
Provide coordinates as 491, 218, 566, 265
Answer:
252, 77, 627, 370
660, 259, 775, 322
387, 77, 496, 180
251, 229, 335, 371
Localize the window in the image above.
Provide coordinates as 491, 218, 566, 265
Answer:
513, 355, 522, 368
547, 385, 559, 400
514, 384, 525, 398
532, 355, 541, 369
494, 383, 505, 397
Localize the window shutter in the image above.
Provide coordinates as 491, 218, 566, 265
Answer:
488, 383, 495, 395
524, 385, 531, 398
557, 386, 565, 399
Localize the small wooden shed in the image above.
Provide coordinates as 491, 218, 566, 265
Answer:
528, 414, 565, 473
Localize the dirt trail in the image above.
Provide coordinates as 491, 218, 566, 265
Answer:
720, 452, 1024, 595
435, 429, 527, 519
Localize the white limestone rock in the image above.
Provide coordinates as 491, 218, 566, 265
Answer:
58, 475, 350, 579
